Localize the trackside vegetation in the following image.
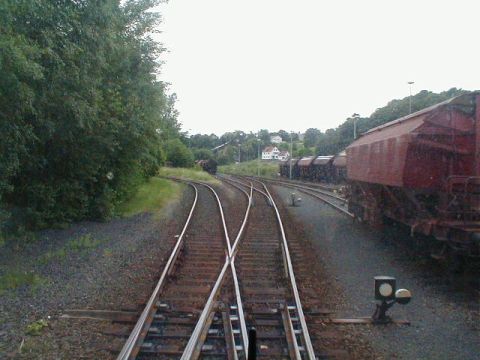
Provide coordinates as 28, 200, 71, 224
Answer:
117, 177, 182, 217
158, 167, 220, 184
0, 0, 191, 236
219, 160, 279, 178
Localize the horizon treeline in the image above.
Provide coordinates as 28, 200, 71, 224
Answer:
0, 0, 187, 234
188, 88, 470, 163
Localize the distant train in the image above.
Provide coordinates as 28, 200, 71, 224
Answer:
197, 159, 218, 175
279, 151, 346, 184
281, 92, 480, 261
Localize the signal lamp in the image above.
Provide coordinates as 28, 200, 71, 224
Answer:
372, 276, 411, 323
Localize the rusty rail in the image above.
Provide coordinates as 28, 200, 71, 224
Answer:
116, 182, 198, 360
248, 177, 317, 359
246, 176, 353, 217
181, 181, 253, 359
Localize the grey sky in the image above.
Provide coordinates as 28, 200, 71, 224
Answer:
155, 0, 479, 135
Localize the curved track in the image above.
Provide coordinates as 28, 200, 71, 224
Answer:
242, 176, 353, 217
118, 176, 318, 359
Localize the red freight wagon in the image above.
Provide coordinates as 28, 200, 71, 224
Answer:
297, 156, 316, 180
311, 155, 334, 182
346, 93, 480, 259
331, 151, 347, 183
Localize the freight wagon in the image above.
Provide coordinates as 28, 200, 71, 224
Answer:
347, 93, 480, 259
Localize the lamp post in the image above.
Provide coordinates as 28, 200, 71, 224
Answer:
289, 132, 293, 180
352, 113, 360, 140
408, 81, 415, 114
257, 133, 260, 176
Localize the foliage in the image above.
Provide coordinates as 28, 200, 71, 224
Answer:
303, 128, 321, 147
117, 177, 181, 217
193, 148, 214, 161
219, 160, 279, 178
25, 319, 48, 336
165, 139, 194, 168
0, 270, 46, 293
158, 167, 219, 184
0, 0, 180, 233
38, 234, 101, 264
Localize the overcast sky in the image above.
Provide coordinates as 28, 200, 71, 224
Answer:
154, 0, 479, 136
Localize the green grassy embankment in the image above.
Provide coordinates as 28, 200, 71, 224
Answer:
118, 167, 218, 217
118, 177, 182, 217
218, 160, 279, 177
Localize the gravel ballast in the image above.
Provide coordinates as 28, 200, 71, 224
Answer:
0, 184, 193, 359
273, 184, 479, 359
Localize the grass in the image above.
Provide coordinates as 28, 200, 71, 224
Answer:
118, 176, 183, 217
38, 234, 102, 265
0, 270, 46, 294
219, 160, 279, 178
25, 319, 49, 336
158, 166, 219, 184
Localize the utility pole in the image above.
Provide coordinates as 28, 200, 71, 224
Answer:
408, 81, 415, 114
289, 132, 293, 180
257, 133, 260, 177
352, 113, 360, 140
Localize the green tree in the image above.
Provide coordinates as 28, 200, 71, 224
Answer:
193, 148, 214, 161
303, 128, 321, 147
0, 0, 180, 231
165, 139, 194, 167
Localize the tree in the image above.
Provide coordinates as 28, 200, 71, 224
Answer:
303, 128, 321, 147
0, 0, 181, 231
165, 139, 194, 167
193, 148, 214, 161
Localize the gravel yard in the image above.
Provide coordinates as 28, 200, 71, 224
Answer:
273, 184, 479, 360
0, 183, 193, 359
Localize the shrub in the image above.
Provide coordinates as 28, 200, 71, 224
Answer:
165, 139, 194, 168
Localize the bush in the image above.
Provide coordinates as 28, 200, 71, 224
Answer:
0, 0, 180, 233
165, 139, 194, 168
193, 148, 214, 161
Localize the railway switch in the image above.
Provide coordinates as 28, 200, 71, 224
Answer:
372, 276, 411, 323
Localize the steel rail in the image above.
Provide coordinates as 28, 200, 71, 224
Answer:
182, 181, 253, 359
293, 187, 354, 217
249, 178, 316, 360
246, 175, 346, 203
218, 174, 269, 198
248, 174, 338, 192
117, 182, 198, 360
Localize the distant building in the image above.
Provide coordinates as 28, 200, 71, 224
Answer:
262, 146, 280, 160
270, 135, 283, 144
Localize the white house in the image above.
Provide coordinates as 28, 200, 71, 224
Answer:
270, 135, 283, 144
262, 146, 280, 160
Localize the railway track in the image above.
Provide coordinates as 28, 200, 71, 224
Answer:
117, 177, 318, 359
239, 176, 352, 217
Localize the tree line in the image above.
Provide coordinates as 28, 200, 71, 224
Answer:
0, 0, 191, 234
187, 88, 470, 165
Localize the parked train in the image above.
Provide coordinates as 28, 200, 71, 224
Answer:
280, 92, 480, 260
279, 151, 346, 184
197, 159, 218, 175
